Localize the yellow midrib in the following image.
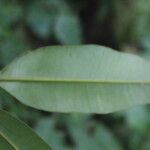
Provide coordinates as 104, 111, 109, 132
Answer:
0, 77, 150, 84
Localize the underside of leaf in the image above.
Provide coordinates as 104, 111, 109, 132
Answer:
0, 45, 150, 113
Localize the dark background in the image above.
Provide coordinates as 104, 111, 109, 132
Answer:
0, 0, 150, 150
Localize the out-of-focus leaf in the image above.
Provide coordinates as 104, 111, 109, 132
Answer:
0, 88, 16, 112
55, 14, 82, 44
134, 0, 150, 39
0, 45, 150, 113
96, 0, 113, 23
0, 110, 52, 150
125, 106, 150, 132
26, 2, 55, 38
65, 114, 122, 150
26, 0, 69, 38
0, 1, 22, 27
0, 2, 27, 66
128, 132, 143, 150
129, 132, 150, 150
94, 125, 122, 150
114, 0, 150, 43
0, 32, 29, 66
0, 88, 42, 122
114, 0, 135, 43
141, 138, 150, 150
35, 117, 68, 150
141, 37, 150, 60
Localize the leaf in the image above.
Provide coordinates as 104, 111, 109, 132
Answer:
0, 110, 52, 150
0, 1, 22, 27
35, 117, 68, 150
124, 106, 150, 132
0, 36, 28, 66
55, 14, 82, 44
0, 27, 29, 66
26, 1, 55, 38
65, 114, 123, 150
141, 36, 150, 60
0, 45, 150, 114
26, 0, 69, 39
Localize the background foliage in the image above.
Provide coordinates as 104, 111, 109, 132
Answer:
0, 0, 150, 150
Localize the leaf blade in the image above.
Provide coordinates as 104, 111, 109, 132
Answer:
0, 45, 150, 113
0, 110, 52, 150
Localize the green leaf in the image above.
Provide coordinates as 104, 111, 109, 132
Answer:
0, 45, 150, 114
0, 110, 52, 150
26, 1, 55, 38
26, 0, 69, 39
0, 27, 29, 66
35, 117, 67, 150
125, 106, 150, 132
55, 14, 82, 44
0, 37, 28, 66
65, 114, 123, 150
0, 1, 22, 27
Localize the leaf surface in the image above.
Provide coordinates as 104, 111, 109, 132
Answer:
0, 110, 52, 150
0, 45, 150, 113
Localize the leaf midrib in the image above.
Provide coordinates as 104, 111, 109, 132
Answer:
0, 77, 150, 84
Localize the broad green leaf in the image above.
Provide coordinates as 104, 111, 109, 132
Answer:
0, 45, 150, 113
0, 110, 52, 150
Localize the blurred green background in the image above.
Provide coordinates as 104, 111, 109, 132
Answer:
0, 0, 150, 150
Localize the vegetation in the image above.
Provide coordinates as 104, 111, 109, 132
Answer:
0, 0, 150, 150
